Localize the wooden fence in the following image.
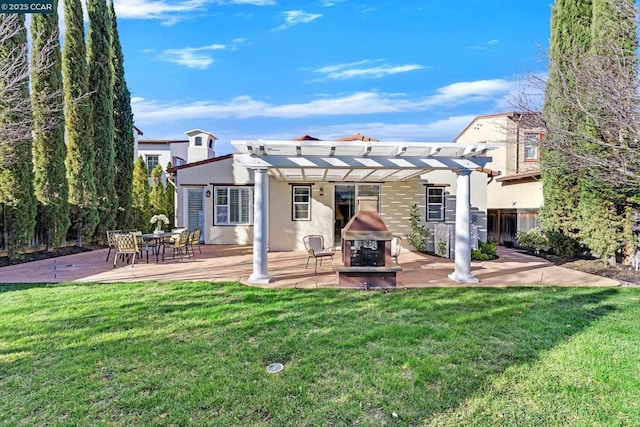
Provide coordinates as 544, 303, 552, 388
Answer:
487, 209, 539, 246
0, 205, 62, 255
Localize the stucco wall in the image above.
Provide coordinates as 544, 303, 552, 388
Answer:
456, 114, 542, 211
174, 157, 255, 245
136, 142, 172, 171
174, 156, 491, 251
487, 180, 543, 210
267, 180, 334, 251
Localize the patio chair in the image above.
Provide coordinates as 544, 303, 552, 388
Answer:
303, 235, 335, 273
187, 229, 202, 256
105, 229, 122, 262
132, 231, 157, 263
391, 236, 402, 264
161, 229, 189, 261
113, 233, 139, 268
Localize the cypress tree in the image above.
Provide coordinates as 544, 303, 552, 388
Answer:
0, 15, 37, 257
540, 0, 593, 255
63, 0, 99, 246
131, 156, 151, 232
576, 0, 638, 263
149, 164, 166, 216
109, 0, 134, 229
87, 0, 117, 241
31, 2, 71, 250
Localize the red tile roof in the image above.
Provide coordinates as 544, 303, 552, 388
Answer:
166, 153, 234, 173
336, 132, 379, 142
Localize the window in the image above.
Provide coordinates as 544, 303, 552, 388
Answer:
172, 156, 186, 166
524, 133, 540, 161
146, 155, 159, 175
208, 139, 214, 149
195, 136, 202, 146
426, 187, 445, 221
292, 186, 311, 220
214, 186, 253, 225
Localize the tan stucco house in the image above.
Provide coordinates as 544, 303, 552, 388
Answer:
166, 131, 497, 284
455, 112, 545, 245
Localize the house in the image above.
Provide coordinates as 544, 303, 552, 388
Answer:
454, 112, 545, 245
134, 129, 217, 180
167, 131, 497, 284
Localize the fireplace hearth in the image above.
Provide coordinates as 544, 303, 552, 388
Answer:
349, 240, 385, 266
336, 197, 401, 288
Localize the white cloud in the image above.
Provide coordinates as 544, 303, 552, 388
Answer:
311, 116, 479, 142
314, 59, 425, 80
198, 116, 479, 144
273, 10, 322, 31
156, 43, 226, 69
469, 39, 500, 50
113, 0, 206, 22
110, 0, 272, 24
131, 78, 515, 122
320, 0, 346, 6
427, 79, 513, 106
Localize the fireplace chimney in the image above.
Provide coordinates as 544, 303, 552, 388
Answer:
341, 196, 392, 243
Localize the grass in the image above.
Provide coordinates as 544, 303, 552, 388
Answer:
1, 282, 639, 426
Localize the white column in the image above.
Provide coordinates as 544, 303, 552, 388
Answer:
248, 168, 271, 284
448, 168, 478, 283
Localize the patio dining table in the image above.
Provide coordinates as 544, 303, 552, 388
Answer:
139, 231, 182, 263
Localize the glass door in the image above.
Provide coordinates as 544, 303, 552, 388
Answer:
187, 188, 204, 241
334, 184, 355, 244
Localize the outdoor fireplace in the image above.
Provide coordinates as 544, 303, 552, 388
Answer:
336, 196, 401, 288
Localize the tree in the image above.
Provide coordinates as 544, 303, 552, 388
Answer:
0, 15, 37, 257
528, 0, 639, 262
149, 164, 167, 216
109, 0, 134, 229
87, 0, 116, 241
31, 2, 71, 250
575, 191, 623, 263
64, 0, 99, 246
540, 0, 639, 194
131, 156, 151, 232
539, 0, 593, 251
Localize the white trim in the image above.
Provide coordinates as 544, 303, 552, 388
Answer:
426, 187, 445, 221
214, 186, 254, 225
292, 185, 311, 221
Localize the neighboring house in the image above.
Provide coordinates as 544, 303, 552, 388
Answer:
167, 132, 497, 284
454, 112, 545, 245
134, 129, 217, 181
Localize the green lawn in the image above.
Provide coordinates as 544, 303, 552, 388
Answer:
1, 282, 639, 426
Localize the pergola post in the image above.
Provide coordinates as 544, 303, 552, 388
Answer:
248, 167, 271, 284
448, 168, 479, 283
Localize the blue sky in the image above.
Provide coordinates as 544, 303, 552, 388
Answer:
111, 0, 552, 155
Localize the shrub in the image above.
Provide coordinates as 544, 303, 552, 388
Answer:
407, 204, 429, 252
471, 241, 497, 260
516, 228, 551, 254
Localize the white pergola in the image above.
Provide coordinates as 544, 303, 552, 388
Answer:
231, 140, 498, 285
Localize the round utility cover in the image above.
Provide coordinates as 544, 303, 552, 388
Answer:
266, 363, 284, 373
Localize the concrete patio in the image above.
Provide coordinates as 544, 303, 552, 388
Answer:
0, 245, 620, 288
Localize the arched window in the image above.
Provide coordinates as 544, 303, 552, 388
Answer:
194, 136, 202, 146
